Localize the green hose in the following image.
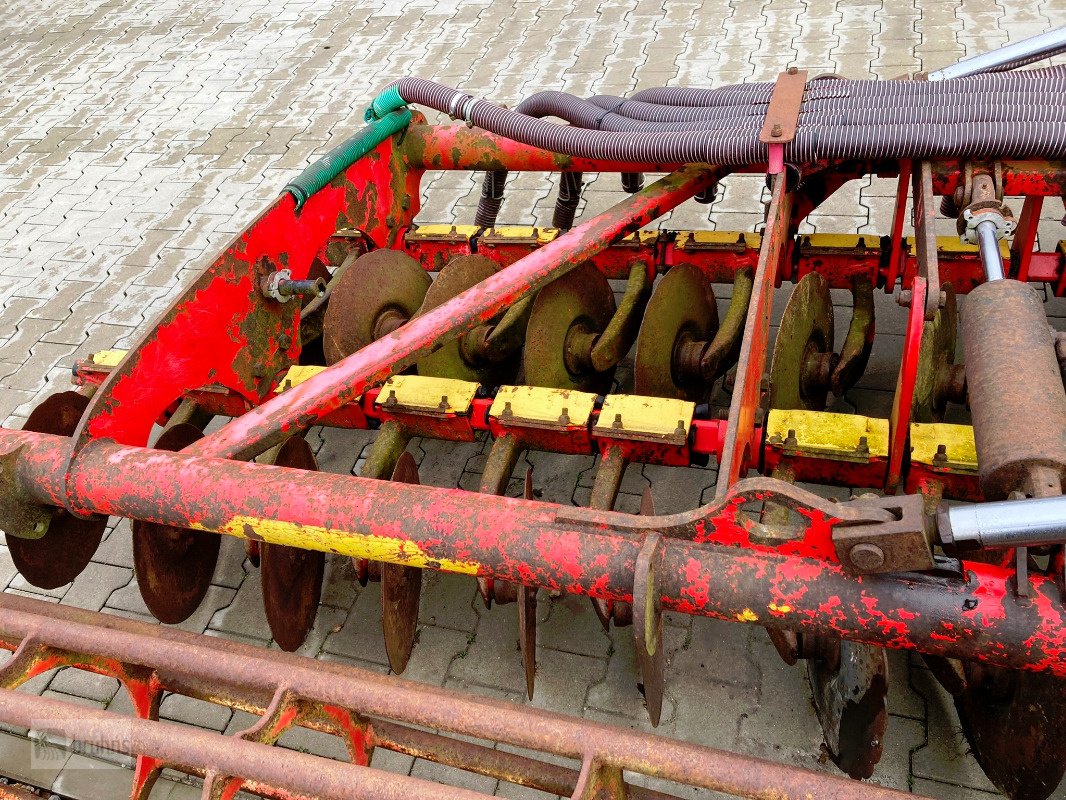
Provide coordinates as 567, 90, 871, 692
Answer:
365, 85, 406, 122
284, 109, 412, 208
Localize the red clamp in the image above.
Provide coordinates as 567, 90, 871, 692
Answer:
759, 68, 807, 175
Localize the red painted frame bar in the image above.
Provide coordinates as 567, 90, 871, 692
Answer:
7, 428, 1065, 677
410, 125, 1066, 197
716, 172, 793, 493
887, 277, 926, 493
189, 165, 722, 462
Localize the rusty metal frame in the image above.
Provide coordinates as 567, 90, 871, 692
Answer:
1, 124, 1066, 747
0, 594, 924, 800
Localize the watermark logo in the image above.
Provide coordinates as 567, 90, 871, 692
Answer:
28, 718, 135, 769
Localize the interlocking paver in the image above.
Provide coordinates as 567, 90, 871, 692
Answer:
2, 1, 1066, 797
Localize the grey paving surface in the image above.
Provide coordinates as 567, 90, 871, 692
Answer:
1, 0, 1066, 798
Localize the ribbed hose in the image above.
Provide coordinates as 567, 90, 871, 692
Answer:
552, 171, 583, 230
475, 168, 507, 228
473, 94, 582, 229
285, 110, 412, 208
372, 75, 1066, 167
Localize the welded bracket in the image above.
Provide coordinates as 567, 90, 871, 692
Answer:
832, 493, 935, 574
912, 162, 942, 320
759, 68, 807, 174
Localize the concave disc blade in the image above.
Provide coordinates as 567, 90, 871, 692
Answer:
955, 661, 1066, 800
416, 255, 519, 385
322, 250, 431, 364
769, 272, 834, 411
381, 451, 423, 674
518, 468, 537, 700
8, 392, 106, 589
634, 264, 718, 401
808, 639, 888, 780
260, 436, 325, 652
524, 264, 616, 394
132, 423, 221, 624
911, 284, 958, 423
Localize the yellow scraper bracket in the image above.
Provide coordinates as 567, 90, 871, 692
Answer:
490, 385, 597, 430
594, 394, 694, 446
274, 365, 326, 393
376, 375, 478, 416
766, 409, 889, 462
910, 422, 978, 473
90, 349, 127, 368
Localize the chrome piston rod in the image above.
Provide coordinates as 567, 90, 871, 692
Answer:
928, 27, 1066, 80
939, 493, 1066, 550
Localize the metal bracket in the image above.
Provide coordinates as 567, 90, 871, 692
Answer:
911, 162, 942, 320
832, 493, 935, 574
759, 68, 807, 174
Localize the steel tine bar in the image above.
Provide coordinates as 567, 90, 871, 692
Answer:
0, 595, 924, 799
0, 689, 482, 800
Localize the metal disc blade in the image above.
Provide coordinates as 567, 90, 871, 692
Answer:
634, 264, 719, 401
808, 639, 888, 780
261, 436, 325, 652
955, 666, 1066, 800
415, 255, 518, 385
769, 272, 834, 411
633, 534, 664, 726
8, 392, 106, 589
524, 264, 616, 393
322, 250, 431, 364
133, 423, 221, 624
518, 584, 537, 701
518, 468, 537, 700
381, 451, 422, 674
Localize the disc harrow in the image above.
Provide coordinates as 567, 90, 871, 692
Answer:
4, 29, 1066, 800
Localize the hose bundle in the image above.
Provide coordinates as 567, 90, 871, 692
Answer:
375, 67, 1066, 168
361, 32, 1066, 225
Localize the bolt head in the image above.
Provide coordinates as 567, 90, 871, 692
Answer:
849, 542, 885, 571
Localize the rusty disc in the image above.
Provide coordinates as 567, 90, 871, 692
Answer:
8, 392, 106, 589
808, 639, 888, 780
524, 263, 616, 393
322, 250, 431, 364
769, 272, 835, 411
518, 468, 537, 700
634, 264, 719, 401
633, 532, 665, 726
911, 283, 958, 423
260, 437, 325, 652
381, 451, 423, 674
133, 423, 221, 624
415, 255, 518, 386
954, 656, 1066, 799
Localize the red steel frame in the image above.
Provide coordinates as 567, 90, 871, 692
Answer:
2, 120, 1066, 681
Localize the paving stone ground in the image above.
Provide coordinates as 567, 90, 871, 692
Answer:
2, 0, 1066, 798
